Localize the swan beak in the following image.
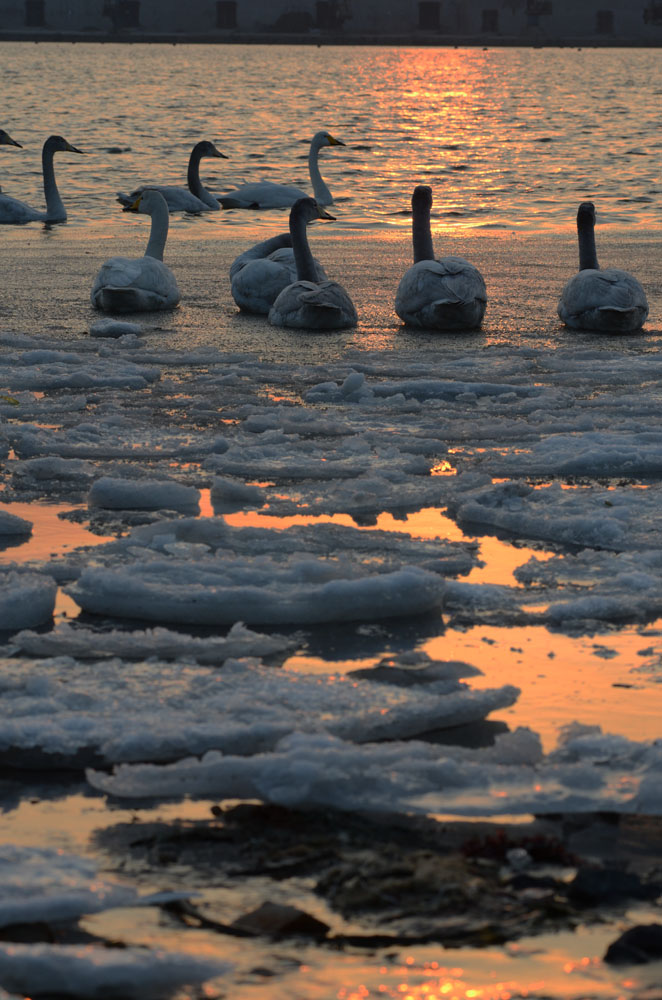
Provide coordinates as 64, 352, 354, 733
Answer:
65, 141, 86, 154
318, 207, 336, 221
2, 134, 22, 148
327, 134, 345, 147
210, 145, 229, 159
123, 195, 142, 213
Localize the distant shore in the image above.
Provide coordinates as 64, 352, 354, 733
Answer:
0, 30, 660, 46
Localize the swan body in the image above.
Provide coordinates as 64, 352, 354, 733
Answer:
0, 135, 84, 224
220, 131, 345, 210
558, 202, 648, 332
230, 233, 327, 314
268, 197, 357, 330
91, 189, 180, 313
117, 140, 227, 214
395, 185, 486, 330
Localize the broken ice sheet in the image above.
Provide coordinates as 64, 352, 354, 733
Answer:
87, 726, 662, 817
0, 654, 517, 768
0, 942, 228, 999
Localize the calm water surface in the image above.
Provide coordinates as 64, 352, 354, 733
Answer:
1, 43, 660, 235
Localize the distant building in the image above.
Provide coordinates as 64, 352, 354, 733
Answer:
1, 0, 661, 42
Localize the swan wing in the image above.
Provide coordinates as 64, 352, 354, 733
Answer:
558, 268, 649, 331
91, 256, 180, 313
219, 181, 309, 210
0, 193, 45, 224
396, 258, 487, 330
269, 279, 357, 330
117, 185, 210, 213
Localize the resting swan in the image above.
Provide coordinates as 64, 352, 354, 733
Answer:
0, 135, 84, 225
268, 197, 357, 330
117, 140, 227, 214
395, 185, 487, 330
230, 232, 327, 314
558, 201, 648, 332
91, 189, 180, 313
219, 131, 345, 210
0, 130, 22, 192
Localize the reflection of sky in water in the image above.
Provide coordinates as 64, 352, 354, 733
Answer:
0, 44, 659, 236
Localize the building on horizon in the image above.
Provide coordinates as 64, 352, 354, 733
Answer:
1, 0, 661, 42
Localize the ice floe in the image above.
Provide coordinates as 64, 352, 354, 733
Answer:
88, 476, 200, 514
0, 571, 56, 630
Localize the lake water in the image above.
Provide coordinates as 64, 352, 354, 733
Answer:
1, 41, 662, 1000
1, 42, 661, 235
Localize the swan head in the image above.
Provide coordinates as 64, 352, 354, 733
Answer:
412, 185, 433, 212
194, 140, 228, 160
45, 135, 85, 155
577, 201, 596, 226
122, 188, 169, 215
0, 130, 21, 148
313, 130, 345, 149
290, 196, 335, 224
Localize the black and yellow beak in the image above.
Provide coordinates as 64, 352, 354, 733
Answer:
318, 206, 336, 221
327, 134, 345, 147
123, 195, 142, 213
1, 132, 22, 148
210, 144, 229, 159
65, 141, 86, 154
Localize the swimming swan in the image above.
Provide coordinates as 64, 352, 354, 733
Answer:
91, 189, 180, 313
0, 135, 84, 224
558, 201, 648, 332
0, 130, 22, 192
395, 185, 487, 330
117, 140, 228, 214
219, 131, 345, 210
230, 232, 327, 314
268, 197, 357, 330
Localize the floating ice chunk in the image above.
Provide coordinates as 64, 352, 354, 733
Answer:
210, 476, 265, 513
88, 727, 662, 817
0, 572, 56, 630
12, 457, 95, 484
0, 655, 515, 767
12, 620, 296, 664
0, 845, 137, 928
89, 319, 143, 338
88, 477, 200, 514
67, 561, 445, 626
0, 942, 229, 998
0, 510, 31, 536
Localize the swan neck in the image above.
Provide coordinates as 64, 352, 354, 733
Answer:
144, 200, 169, 261
309, 140, 332, 204
290, 211, 318, 283
578, 217, 599, 270
42, 142, 66, 221
412, 201, 435, 262
187, 147, 205, 198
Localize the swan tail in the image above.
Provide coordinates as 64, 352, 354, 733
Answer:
95, 287, 155, 313
424, 297, 486, 330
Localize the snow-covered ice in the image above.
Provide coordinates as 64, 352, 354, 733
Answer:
0, 572, 57, 630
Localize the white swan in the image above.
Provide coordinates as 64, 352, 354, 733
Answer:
0, 130, 22, 191
0, 135, 84, 224
91, 189, 180, 313
268, 197, 357, 330
117, 140, 227, 214
558, 201, 648, 332
395, 185, 487, 330
230, 232, 327, 315
219, 131, 345, 210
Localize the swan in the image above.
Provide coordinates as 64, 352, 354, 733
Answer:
395, 185, 487, 330
91, 189, 180, 313
230, 232, 327, 314
219, 131, 345, 210
0, 135, 84, 224
117, 140, 227, 214
0, 130, 22, 191
268, 197, 357, 330
558, 201, 648, 332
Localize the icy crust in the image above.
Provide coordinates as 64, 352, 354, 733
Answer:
0, 846, 137, 928
88, 476, 201, 514
0, 572, 57, 630
87, 725, 662, 817
0, 511, 31, 536
11, 620, 296, 664
0, 655, 518, 766
0, 943, 228, 999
